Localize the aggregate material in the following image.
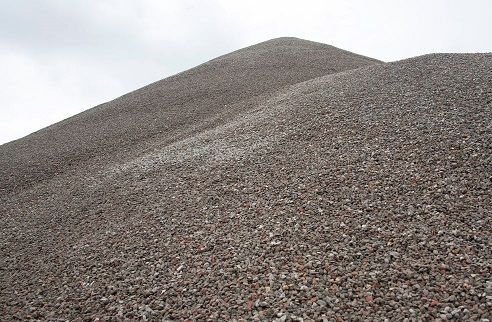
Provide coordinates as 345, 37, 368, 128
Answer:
1, 38, 491, 321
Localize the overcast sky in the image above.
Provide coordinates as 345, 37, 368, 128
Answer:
1, 0, 491, 144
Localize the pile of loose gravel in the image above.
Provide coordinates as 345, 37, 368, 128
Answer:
1, 38, 491, 321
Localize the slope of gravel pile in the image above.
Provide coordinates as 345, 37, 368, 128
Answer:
0, 37, 379, 194
1, 43, 492, 321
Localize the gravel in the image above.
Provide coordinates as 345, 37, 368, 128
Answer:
1, 38, 491, 321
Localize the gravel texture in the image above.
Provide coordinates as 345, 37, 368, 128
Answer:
1, 38, 491, 321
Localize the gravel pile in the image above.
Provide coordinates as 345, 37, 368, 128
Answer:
1, 39, 491, 321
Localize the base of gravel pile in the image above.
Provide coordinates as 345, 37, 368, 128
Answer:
1, 39, 491, 321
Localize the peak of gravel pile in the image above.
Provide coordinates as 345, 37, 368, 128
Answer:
1, 39, 491, 321
0, 37, 379, 195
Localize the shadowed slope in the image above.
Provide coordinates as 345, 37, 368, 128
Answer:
1, 52, 491, 320
0, 37, 380, 194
